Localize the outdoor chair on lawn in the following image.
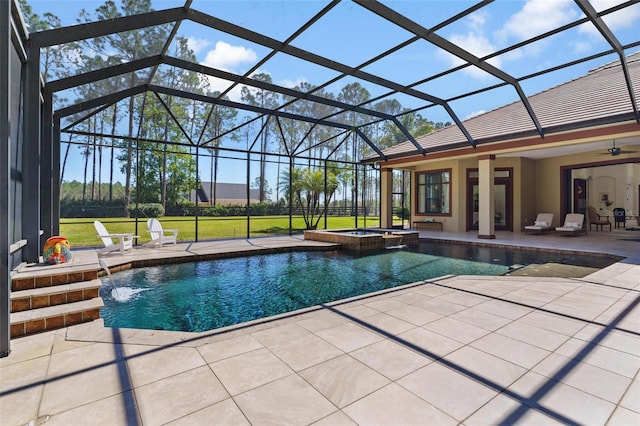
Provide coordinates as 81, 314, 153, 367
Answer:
144, 218, 178, 247
94, 220, 136, 256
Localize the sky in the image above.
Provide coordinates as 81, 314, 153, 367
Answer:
24, 0, 640, 190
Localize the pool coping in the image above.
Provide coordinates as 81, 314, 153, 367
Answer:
419, 237, 625, 260
66, 275, 458, 346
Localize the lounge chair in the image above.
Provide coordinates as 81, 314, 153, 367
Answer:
524, 213, 554, 234
145, 218, 178, 247
555, 213, 586, 236
94, 220, 136, 256
587, 206, 611, 231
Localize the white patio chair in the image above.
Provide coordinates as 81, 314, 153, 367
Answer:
555, 213, 586, 236
145, 218, 178, 247
524, 213, 554, 234
94, 220, 136, 256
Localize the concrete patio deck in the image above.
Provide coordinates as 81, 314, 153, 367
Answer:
2, 230, 639, 425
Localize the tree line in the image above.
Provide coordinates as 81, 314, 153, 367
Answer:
21, 0, 449, 218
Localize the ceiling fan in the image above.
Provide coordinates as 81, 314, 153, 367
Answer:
599, 140, 638, 156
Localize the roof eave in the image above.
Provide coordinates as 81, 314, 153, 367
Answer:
370, 113, 640, 164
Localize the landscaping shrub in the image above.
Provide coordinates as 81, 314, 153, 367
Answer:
166, 201, 288, 217
128, 203, 164, 218
60, 199, 126, 218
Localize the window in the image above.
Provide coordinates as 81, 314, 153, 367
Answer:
417, 170, 450, 214
468, 170, 510, 179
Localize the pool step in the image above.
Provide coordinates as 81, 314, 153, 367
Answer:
9, 297, 104, 338
11, 268, 100, 291
10, 279, 102, 312
10, 277, 104, 338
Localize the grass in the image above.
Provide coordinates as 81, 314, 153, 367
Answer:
61, 215, 381, 247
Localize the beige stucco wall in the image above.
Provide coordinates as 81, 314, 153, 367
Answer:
411, 159, 464, 232
520, 158, 538, 228
399, 143, 640, 233
410, 157, 530, 232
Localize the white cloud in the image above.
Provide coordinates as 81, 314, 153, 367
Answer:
202, 41, 257, 72
465, 110, 486, 120
440, 10, 501, 79
224, 84, 247, 103
207, 68, 276, 103
494, 0, 638, 56
186, 37, 211, 55
203, 76, 260, 103
500, 48, 524, 62
578, 0, 640, 37
199, 41, 259, 101
467, 10, 488, 31
204, 76, 233, 96
500, 0, 578, 41
450, 32, 499, 62
571, 39, 593, 53
278, 77, 307, 89
444, 32, 501, 79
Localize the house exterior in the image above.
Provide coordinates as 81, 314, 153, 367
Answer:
373, 53, 640, 238
189, 182, 262, 206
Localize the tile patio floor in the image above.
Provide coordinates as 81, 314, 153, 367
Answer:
2, 231, 639, 425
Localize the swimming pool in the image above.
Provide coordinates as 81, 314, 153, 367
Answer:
99, 241, 618, 332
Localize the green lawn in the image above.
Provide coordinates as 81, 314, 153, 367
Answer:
61, 215, 381, 247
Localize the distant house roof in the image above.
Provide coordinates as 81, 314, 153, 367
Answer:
190, 182, 260, 203
377, 52, 640, 161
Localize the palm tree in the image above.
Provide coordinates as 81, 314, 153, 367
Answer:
280, 166, 339, 229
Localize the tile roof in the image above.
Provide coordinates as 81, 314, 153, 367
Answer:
378, 52, 640, 160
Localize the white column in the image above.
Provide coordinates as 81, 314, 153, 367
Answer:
478, 155, 495, 239
380, 168, 394, 229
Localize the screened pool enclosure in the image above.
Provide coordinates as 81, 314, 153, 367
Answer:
3, 0, 639, 355
11, 0, 435, 254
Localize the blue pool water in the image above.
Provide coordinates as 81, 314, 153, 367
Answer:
100, 242, 617, 332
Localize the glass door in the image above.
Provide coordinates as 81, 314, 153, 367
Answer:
493, 183, 509, 229
467, 169, 513, 231
392, 169, 410, 228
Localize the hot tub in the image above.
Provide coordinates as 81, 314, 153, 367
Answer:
303, 228, 419, 251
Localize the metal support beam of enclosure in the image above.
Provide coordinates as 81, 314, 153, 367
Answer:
52, 116, 61, 235
1, 0, 12, 358
575, 0, 639, 123
35, 5, 474, 154
354, 0, 544, 139
41, 91, 53, 242
22, 42, 40, 262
